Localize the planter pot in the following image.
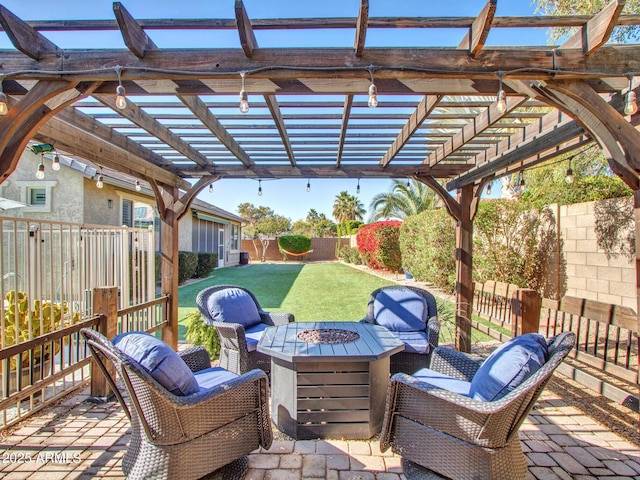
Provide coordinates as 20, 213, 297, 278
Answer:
403, 268, 414, 280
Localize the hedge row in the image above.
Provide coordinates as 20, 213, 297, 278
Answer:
176, 251, 218, 285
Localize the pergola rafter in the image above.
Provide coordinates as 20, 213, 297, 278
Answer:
0, 1, 639, 353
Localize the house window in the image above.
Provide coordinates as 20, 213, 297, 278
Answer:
29, 187, 46, 206
14, 181, 56, 213
230, 224, 239, 251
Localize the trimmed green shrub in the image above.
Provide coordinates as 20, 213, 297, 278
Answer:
356, 221, 403, 272
185, 311, 219, 358
339, 246, 361, 264
337, 220, 364, 236
277, 235, 312, 253
178, 251, 198, 284
400, 209, 456, 291
194, 252, 218, 278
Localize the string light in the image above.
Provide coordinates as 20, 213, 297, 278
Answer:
486, 182, 492, 195
406, 179, 410, 187
135, 179, 142, 191
0, 80, 7, 116
306, 179, 311, 192
565, 161, 574, 184
624, 74, 638, 116
96, 167, 104, 189
519, 176, 525, 187
258, 179, 262, 196
356, 178, 361, 194
35, 154, 45, 179
115, 66, 127, 110
367, 66, 378, 108
52, 153, 61, 171
496, 71, 507, 113
239, 71, 249, 114
208, 183, 213, 193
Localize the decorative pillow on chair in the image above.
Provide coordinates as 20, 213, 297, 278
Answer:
374, 288, 428, 332
469, 333, 549, 401
206, 287, 262, 329
113, 331, 200, 396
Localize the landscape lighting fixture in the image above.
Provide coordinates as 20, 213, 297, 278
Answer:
565, 161, 574, 184
135, 180, 142, 192
35, 155, 45, 179
306, 179, 311, 192
0, 80, 8, 116
258, 179, 262, 196
115, 66, 127, 110
96, 167, 104, 189
239, 72, 249, 114
496, 72, 507, 113
356, 178, 361, 194
52, 153, 61, 171
208, 183, 213, 193
367, 66, 378, 108
624, 74, 638, 116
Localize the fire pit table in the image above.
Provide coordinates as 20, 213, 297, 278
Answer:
257, 322, 404, 440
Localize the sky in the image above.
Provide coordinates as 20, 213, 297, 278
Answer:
0, 0, 552, 222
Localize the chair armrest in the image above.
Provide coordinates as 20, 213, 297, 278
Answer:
359, 316, 375, 325
178, 346, 211, 373
426, 316, 440, 351
429, 347, 484, 381
260, 311, 295, 326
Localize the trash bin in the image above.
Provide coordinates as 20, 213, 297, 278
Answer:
240, 252, 249, 265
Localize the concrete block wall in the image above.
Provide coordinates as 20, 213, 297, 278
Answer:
558, 199, 636, 310
241, 237, 349, 262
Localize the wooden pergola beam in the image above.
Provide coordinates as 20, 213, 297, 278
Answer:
458, 0, 497, 57
235, 0, 257, 58
0, 5, 59, 60
426, 95, 528, 166
336, 95, 353, 167
354, 0, 369, 57
561, 0, 625, 55
264, 94, 296, 167
380, 95, 442, 167
94, 94, 213, 170
113, 1, 158, 58
178, 95, 254, 167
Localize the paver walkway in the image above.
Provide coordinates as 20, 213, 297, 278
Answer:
0, 376, 638, 480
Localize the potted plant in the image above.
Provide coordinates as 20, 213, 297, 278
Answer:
1, 291, 81, 395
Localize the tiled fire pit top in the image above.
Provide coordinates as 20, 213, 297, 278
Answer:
297, 328, 360, 344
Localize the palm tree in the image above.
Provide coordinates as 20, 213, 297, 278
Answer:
332, 191, 365, 223
368, 179, 440, 221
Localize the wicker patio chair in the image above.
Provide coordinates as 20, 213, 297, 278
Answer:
380, 331, 576, 480
81, 328, 272, 480
196, 284, 295, 374
361, 285, 440, 375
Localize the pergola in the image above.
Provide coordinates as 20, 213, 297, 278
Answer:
1, 0, 640, 352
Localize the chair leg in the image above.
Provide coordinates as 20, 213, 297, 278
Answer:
402, 459, 450, 479
200, 456, 248, 480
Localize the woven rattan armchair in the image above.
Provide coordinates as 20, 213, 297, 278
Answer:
361, 285, 440, 375
81, 328, 273, 480
196, 284, 294, 374
380, 331, 576, 480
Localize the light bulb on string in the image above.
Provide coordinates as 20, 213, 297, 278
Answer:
624, 74, 638, 116
135, 180, 142, 192
306, 180, 311, 192
0, 80, 8, 116
565, 162, 574, 184
115, 66, 127, 110
367, 66, 378, 108
258, 179, 262, 196
52, 154, 61, 171
496, 71, 507, 113
406, 179, 410, 187
208, 183, 214, 193
239, 72, 249, 114
96, 167, 104, 189
35, 155, 45, 179
356, 179, 361, 194
486, 182, 492, 196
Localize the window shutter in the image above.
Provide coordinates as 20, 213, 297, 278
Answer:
122, 199, 133, 227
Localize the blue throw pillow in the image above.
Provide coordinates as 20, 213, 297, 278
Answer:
469, 333, 549, 402
374, 289, 428, 332
113, 332, 200, 396
206, 288, 262, 329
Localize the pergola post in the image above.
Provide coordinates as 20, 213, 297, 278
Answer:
635, 190, 640, 385
159, 184, 180, 350
455, 185, 474, 352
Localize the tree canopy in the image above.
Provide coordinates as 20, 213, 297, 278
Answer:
238, 203, 291, 261
368, 179, 440, 221
332, 191, 365, 224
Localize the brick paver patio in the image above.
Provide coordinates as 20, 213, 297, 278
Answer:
0, 374, 638, 480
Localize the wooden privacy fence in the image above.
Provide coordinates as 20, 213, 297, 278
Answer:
472, 280, 639, 410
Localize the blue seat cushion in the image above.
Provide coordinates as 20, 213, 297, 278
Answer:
193, 366, 239, 391
412, 367, 471, 397
113, 332, 200, 396
244, 322, 270, 352
206, 287, 262, 329
469, 333, 549, 402
392, 330, 430, 354
374, 289, 428, 332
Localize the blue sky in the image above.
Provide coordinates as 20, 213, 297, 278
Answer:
1, 0, 551, 222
